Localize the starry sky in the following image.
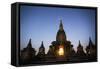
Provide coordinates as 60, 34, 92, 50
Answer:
20, 5, 96, 53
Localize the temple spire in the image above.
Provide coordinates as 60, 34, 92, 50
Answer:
79, 40, 81, 46
89, 37, 93, 46
27, 38, 32, 48
37, 41, 45, 59
40, 41, 44, 48
29, 38, 31, 44
56, 20, 67, 41
59, 20, 63, 31
78, 40, 83, 48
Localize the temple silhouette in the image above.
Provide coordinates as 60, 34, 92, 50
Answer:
20, 20, 97, 65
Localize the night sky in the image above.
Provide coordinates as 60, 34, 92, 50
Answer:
20, 5, 96, 53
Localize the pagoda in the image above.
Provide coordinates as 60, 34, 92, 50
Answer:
76, 40, 86, 58
86, 37, 96, 60
37, 41, 45, 60
47, 20, 73, 61
20, 39, 36, 63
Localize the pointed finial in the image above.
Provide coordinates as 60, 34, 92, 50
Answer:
42, 41, 43, 45
78, 40, 83, 48
27, 38, 32, 48
89, 37, 92, 43
59, 19, 63, 30
89, 36, 90, 40
29, 38, 31, 43
89, 37, 93, 46
79, 40, 81, 46
41, 41, 44, 48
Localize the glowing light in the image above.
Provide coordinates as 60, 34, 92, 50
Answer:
58, 46, 64, 56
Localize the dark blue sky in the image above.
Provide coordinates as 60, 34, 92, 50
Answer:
20, 5, 96, 53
